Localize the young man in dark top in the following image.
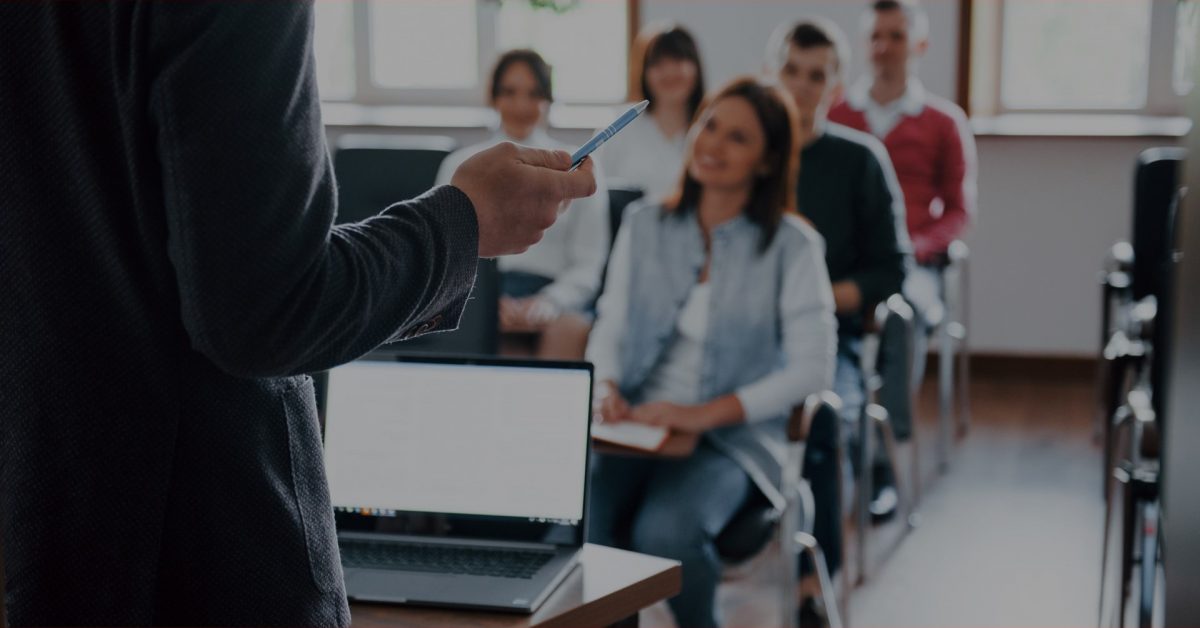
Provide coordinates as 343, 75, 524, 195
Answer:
767, 16, 911, 602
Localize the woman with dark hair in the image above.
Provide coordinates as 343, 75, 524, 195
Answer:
596, 23, 705, 202
437, 49, 609, 358
586, 76, 836, 628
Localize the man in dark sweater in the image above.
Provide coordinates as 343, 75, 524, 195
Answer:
767, 16, 911, 591
0, 3, 595, 626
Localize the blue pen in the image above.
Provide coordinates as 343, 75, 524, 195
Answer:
569, 100, 650, 171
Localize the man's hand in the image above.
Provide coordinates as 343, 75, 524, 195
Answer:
451, 143, 597, 258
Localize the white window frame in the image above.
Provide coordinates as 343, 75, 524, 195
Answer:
327, 0, 633, 107
970, 0, 1183, 116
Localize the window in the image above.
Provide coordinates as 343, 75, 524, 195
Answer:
313, 0, 631, 106
1175, 0, 1198, 96
970, 0, 1187, 115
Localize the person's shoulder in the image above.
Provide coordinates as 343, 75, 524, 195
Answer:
778, 213, 827, 255
829, 98, 862, 116
442, 139, 495, 170
623, 199, 668, 226
921, 95, 970, 128
824, 123, 886, 157
822, 123, 893, 173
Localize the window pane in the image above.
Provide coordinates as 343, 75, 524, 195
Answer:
314, 0, 355, 100
497, 0, 627, 104
1001, 0, 1150, 110
1176, 0, 1199, 96
370, 0, 478, 89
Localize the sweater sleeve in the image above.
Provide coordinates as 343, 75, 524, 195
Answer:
912, 108, 977, 260
847, 141, 912, 308
585, 217, 633, 390
148, 2, 479, 378
535, 172, 611, 312
736, 225, 837, 422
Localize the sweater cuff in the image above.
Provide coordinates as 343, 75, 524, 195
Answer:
734, 385, 777, 424
392, 185, 479, 340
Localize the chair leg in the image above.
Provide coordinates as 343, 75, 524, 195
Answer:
855, 402, 873, 585
956, 256, 971, 438
872, 407, 915, 529
937, 318, 954, 473
795, 532, 843, 628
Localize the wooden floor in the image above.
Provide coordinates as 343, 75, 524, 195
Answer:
643, 360, 1102, 627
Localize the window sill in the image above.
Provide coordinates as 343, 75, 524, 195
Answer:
970, 113, 1192, 138
321, 102, 619, 131
321, 104, 1194, 140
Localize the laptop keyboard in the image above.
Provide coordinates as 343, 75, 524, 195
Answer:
340, 540, 555, 579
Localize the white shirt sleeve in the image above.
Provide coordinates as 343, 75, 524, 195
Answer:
585, 216, 633, 389
535, 172, 610, 312
735, 228, 837, 422
435, 147, 470, 188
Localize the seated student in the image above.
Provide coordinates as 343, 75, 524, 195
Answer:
586, 76, 836, 628
768, 17, 912, 565
596, 23, 704, 202
828, 0, 977, 381
437, 49, 609, 359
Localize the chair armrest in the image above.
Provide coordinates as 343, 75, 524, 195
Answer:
788, 391, 844, 442
947, 239, 970, 265
1106, 241, 1134, 274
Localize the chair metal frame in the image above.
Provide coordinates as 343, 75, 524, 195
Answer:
717, 392, 845, 628
937, 240, 972, 470
855, 296, 920, 585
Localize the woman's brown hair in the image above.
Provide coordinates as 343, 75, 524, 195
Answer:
628, 24, 705, 122
489, 49, 553, 104
665, 76, 800, 252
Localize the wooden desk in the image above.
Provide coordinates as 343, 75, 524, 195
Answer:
350, 544, 680, 628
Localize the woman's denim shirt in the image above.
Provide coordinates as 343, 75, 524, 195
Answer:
588, 203, 836, 506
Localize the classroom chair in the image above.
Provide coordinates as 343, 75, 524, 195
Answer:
714, 393, 845, 628
332, 134, 458, 225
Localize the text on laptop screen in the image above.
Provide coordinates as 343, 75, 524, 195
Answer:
324, 360, 591, 523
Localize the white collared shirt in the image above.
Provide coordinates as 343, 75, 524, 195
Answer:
436, 127, 610, 312
846, 78, 927, 139
594, 111, 687, 203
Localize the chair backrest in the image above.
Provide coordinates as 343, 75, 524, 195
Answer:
607, 186, 645, 246
873, 295, 916, 441
591, 187, 646, 309
1131, 148, 1186, 300
386, 258, 500, 356
1151, 188, 1186, 426
332, 134, 458, 225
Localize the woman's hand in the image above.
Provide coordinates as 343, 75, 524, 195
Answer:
629, 401, 712, 434
595, 381, 633, 424
499, 296, 561, 333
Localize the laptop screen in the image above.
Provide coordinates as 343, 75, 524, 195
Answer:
321, 354, 593, 544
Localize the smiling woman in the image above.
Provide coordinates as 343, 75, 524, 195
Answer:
585, 75, 835, 628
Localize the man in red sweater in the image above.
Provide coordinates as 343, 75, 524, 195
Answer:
829, 0, 977, 388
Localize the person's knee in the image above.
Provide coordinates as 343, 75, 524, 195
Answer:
629, 508, 709, 563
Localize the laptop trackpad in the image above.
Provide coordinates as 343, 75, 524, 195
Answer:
346, 568, 454, 601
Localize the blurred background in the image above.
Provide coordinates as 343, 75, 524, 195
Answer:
309, 1, 1200, 626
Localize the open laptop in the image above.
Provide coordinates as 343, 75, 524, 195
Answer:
320, 353, 593, 613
